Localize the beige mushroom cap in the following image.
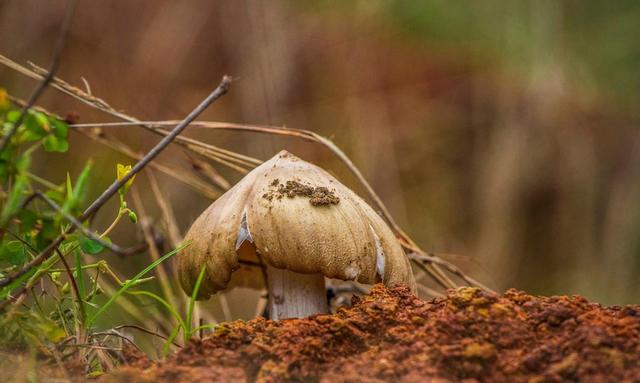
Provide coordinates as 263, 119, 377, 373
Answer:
177, 150, 416, 299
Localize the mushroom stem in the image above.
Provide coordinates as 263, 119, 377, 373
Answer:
266, 265, 328, 320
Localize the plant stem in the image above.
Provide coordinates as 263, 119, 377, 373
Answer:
266, 266, 327, 320
100, 211, 123, 238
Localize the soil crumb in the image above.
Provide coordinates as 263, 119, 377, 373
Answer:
106, 285, 640, 383
263, 179, 339, 206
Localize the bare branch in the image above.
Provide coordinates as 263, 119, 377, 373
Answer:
82, 76, 232, 219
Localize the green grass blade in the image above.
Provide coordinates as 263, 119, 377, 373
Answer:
127, 290, 186, 332
190, 323, 218, 336
86, 241, 190, 327
163, 324, 182, 357
184, 265, 206, 342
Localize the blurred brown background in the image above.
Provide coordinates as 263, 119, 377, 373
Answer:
2, 1, 640, 305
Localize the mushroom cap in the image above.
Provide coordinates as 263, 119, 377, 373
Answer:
177, 150, 416, 299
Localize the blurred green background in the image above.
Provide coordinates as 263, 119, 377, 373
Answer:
2, 0, 640, 306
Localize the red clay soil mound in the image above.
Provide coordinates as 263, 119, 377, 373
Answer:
108, 285, 640, 382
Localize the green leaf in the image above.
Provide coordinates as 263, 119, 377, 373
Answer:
50, 118, 69, 139
45, 188, 65, 205
0, 241, 27, 266
62, 160, 92, 215
15, 149, 32, 172
0, 144, 10, 160
0, 172, 29, 226
33, 112, 50, 132
79, 235, 105, 255
21, 112, 48, 142
66, 172, 73, 200
0, 159, 9, 183
42, 134, 69, 153
6, 110, 21, 123
36, 320, 66, 343
35, 217, 59, 248
18, 209, 38, 232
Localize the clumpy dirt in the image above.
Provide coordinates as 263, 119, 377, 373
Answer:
106, 285, 640, 383
262, 179, 339, 206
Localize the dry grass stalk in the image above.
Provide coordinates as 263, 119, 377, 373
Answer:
0, 55, 256, 173
146, 169, 184, 248
183, 151, 232, 190
131, 188, 180, 311
78, 129, 221, 200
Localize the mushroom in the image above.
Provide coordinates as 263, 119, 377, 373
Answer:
177, 150, 415, 319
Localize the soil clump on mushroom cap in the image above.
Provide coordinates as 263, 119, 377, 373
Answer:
106, 285, 640, 382
263, 179, 340, 206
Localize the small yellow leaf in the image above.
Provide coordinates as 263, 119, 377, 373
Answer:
116, 163, 136, 191
116, 163, 130, 181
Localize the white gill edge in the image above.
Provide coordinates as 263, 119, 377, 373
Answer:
369, 224, 385, 281
235, 209, 254, 250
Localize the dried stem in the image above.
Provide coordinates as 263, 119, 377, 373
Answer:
112, 325, 182, 347
145, 170, 183, 248
77, 129, 222, 200
408, 252, 493, 292
131, 188, 179, 310
0, 55, 251, 172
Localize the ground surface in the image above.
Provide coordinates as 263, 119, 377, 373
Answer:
106, 284, 640, 382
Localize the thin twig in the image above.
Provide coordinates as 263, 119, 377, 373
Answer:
54, 246, 86, 340
408, 252, 493, 292
0, 56, 252, 172
90, 331, 144, 354
184, 151, 231, 190
7, 94, 223, 200
77, 129, 222, 200
0, 0, 77, 151
82, 76, 231, 218
112, 324, 182, 347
